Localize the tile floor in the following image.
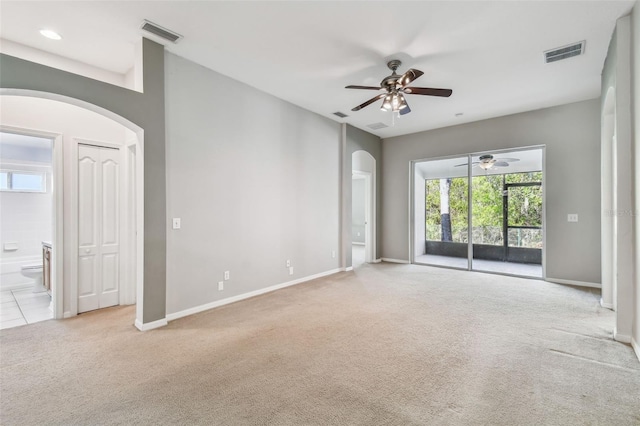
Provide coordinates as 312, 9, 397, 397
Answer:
0, 287, 53, 330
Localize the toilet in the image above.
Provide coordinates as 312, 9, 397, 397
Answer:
20, 264, 46, 293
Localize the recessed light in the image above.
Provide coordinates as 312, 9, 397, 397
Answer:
39, 29, 62, 40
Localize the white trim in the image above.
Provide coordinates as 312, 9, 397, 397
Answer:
166, 268, 343, 322
613, 328, 632, 343
134, 317, 167, 331
344, 266, 354, 272
600, 298, 614, 309
352, 242, 365, 246
63, 311, 72, 319
382, 258, 411, 264
632, 338, 640, 363
372, 258, 382, 263
545, 277, 601, 289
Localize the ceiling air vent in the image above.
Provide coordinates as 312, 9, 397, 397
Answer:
333, 111, 348, 118
544, 41, 585, 63
141, 20, 183, 44
367, 122, 388, 130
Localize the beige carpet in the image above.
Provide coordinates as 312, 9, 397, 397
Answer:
1, 263, 639, 425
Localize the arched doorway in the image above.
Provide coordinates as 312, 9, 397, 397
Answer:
352, 150, 376, 265
0, 90, 144, 326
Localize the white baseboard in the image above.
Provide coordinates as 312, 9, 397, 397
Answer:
632, 338, 640, 363
381, 258, 410, 264
63, 311, 73, 319
600, 298, 614, 309
352, 242, 365, 246
545, 277, 601, 289
613, 328, 632, 343
134, 317, 168, 331
372, 258, 382, 263
344, 266, 354, 272
166, 267, 343, 322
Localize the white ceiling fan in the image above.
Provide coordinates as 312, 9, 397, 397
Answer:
455, 154, 520, 170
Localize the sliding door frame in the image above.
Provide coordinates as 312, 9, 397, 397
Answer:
410, 145, 546, 280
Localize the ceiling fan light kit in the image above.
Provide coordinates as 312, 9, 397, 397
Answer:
346, 59, 452, 116
455, 154, 521, 170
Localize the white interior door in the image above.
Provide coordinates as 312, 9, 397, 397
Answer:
78, 144, 121, 313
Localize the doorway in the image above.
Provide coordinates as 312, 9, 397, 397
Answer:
352, 151, 376, 267
0, 130, 57, 329
0, 95, 143, 326
412, 147, 544, 279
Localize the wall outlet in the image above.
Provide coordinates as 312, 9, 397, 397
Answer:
172, 218, 181, 229
332, 250, 336, 258
567, 214, 578, 223
224, 271, 230, 280
286, 259, 291, 267
218, 281, 224, 291
289, 267, 294, 275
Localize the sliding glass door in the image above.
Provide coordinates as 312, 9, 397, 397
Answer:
414, 156, 469, 269
414, 147, 543, 278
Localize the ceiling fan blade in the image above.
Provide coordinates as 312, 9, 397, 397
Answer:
398, 69, 424, 87
345, 85, 383, 90
454, 162, 479, 167
495, 158, 520, 162
493, 161, 510, 167
351, 94, 385, 111
404, 87, 453, 97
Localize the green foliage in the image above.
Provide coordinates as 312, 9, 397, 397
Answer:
425, 178, 467, 242
425, 172, 543, 247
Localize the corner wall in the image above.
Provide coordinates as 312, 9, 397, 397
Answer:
630, 0, 640, 360
382, 100, 601, 285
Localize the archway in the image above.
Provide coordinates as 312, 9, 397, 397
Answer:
0, 89, 145, 327
352, 150, 376, 265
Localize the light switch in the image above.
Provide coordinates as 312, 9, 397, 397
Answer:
286, 260, 291, 267
224, 271, 230, 280
218, 281, 224, 291
568, 214, 578, 223
172, 218, 181, 229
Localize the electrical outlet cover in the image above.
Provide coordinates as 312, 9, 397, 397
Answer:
218, 281, 224, 291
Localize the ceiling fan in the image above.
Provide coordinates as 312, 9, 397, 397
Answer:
345, 59, 453, 115
454, 154, 520, 170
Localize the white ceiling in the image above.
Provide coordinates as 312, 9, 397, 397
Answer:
416, 148, 543, 180
0, 1, 634, 138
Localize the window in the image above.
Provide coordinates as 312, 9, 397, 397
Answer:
0, 170, 47, 193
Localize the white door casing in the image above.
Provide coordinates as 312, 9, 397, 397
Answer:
77, 144, 121, 313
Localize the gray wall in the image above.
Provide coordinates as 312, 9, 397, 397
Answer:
344, 125, 382, 267
0, 39, 167, 324
382, 100, 601, 284
632, 0, 640, 356
164, 53, 341, 315
352, 178, 365, 243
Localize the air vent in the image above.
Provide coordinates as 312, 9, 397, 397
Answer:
544, 41, 585, 63
141, 20, 182, 44
333, 111, 348, 118
366, 122, 388, 130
